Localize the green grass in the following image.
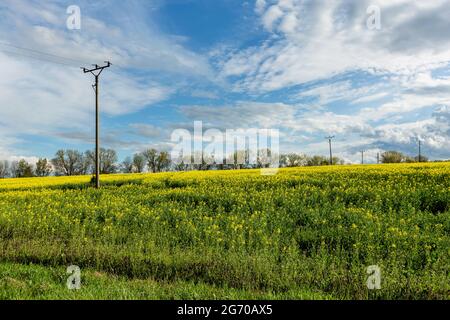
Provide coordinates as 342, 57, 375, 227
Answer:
0, 262, 331, 300
0, 163, 449, 300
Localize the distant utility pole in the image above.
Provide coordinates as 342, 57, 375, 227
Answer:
325, 136, 335, 165
82, 61, 111, 189
418, 139, 422, 163
361, 150, 366, 165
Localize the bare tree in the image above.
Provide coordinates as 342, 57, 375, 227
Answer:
381, 151, 404, 163
86, 148, 118, 174
52, 150, 85, 176
142, 149, 158, 173
133, 153, 146, 173
414, 155, 428, 162
257, 149, 271, 169
35, 158, 52, 177
156, 151, 171, 172
120, 157, 134, 173
9, 161, 18, 178
0, 160, 9, 178
285, 153, 308, 167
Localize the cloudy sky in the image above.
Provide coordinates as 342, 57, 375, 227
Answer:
0, 0, 449, 164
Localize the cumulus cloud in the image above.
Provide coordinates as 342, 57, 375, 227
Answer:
129, 123, 162, 138
1, 0, 449, 162
179, 101, 298, 129
177, 98, 449, 160
359, 72, 450, 121
255, 0, 267, 15
0, 0, 211, 159
0, 0, 213, 76
293, 80, 390, 106
220, 0, 450, 92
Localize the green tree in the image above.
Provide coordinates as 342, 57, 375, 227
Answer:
307, 155, 328, 166
15, 159, 34, 178
174, 160, 188, 172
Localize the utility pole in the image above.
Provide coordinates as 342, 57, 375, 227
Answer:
418, 139, 422, 163
325, 136, 335, 165
360, 150, 365, 165
82, 61, 111, 189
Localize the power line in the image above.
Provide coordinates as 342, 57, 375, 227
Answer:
0, 46, 125, 78
0, 45, 126, 81
0, 41, 125, 73
0, 47, 82, 68
0, 41, 139, 76
0, 41, 91, 65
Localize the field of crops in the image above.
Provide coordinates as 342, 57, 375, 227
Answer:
0, 163, 449, 300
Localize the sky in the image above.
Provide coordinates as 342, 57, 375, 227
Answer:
0, 0, 449, 164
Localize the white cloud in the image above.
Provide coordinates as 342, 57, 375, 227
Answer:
0, 0, 211, 159
279, 12, 298, 33
179, 101, 298, 129
221, 0, 450, 92
351, 92, 389, 104
255, 0, 267, 15
178, 99, 450, 159
292, 79, 391, 108
129, 123, 162, 138
190, 89, 219, 100
1, 0, 449, 162
0, 0, 213, 77
360, 72, 450, 121
0, 51, 171, 129
262, 5, 284, 31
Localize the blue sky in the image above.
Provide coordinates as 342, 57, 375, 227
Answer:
0, 0, 450, 164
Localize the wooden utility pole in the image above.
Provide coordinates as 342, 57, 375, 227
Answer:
325, 136, 335, 165
82, 62, 111, 188
418, 139, 422, 163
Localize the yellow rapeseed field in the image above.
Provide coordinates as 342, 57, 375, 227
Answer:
0, 163, 449, 299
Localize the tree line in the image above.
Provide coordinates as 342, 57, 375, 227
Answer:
380, 151, 428, 163
0, 149, 429, 179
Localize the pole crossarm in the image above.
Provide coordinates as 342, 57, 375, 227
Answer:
82, 61, 111, 76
